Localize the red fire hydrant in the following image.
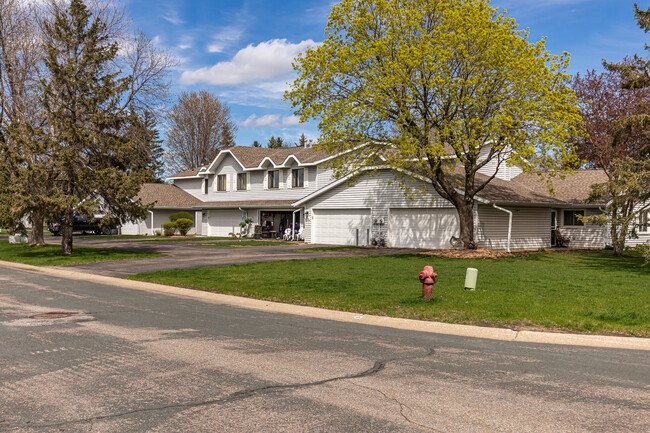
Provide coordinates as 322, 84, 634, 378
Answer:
419, 265, 438, 300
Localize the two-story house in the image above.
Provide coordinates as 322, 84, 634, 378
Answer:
121, 145, 650, 250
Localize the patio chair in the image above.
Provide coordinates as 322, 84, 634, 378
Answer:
282, 228, 292, 241
555, 228, 571, 248
296, 227, 304, 241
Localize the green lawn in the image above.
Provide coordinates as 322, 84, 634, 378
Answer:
127, 250, 650, 336
0, 241, 164, 266
199, 240, 294, 247
0, 229, 52, 236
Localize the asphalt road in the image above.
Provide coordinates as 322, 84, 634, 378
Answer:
1, 265, 649, 432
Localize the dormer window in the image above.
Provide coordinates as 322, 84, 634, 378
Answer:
268, 170, 280, 189
217, 174, 227, 192
292, 168, 304, 188
237, 173, 248, 191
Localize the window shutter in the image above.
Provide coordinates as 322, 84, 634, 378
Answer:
231, 174, 236, 191
247, 173, 251, 190
287, 169, 293, 189
304, 167, 309, 187
279, 170, 284, 189
213, 176, 218, 192
263, 171, 268, 189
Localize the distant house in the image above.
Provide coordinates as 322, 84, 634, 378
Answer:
121, 145, 650, 250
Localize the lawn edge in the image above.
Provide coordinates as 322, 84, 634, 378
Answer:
1, 259, 649, 351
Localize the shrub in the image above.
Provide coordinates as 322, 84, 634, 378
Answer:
163, 221, 177, 237
175, 218, 193, 236
169, 211, 193, 222
635, 244, 650, 265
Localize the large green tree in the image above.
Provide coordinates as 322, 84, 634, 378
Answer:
41, 0, 153, 254
286, 0, 581, 249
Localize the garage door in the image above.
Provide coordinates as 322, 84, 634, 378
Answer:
208, 210, 243, 237
312, 209, 371, 245
120, 221, 141, 235
388, 208, 459, 249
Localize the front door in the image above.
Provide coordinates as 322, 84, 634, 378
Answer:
550, 211, 557, 247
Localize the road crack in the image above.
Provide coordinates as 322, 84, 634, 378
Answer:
8, 348, 436, 430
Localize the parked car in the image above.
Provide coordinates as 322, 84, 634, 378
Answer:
48, 214, 114, 236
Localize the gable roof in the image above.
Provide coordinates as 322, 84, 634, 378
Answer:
135, 183, 203, 208
228, 146, 332, 168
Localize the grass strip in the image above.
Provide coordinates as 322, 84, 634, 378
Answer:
0, 241, 164, 266
127, 250, 650, 336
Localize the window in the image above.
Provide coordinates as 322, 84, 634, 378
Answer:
563, 210, 584, 226
639, 211, 649, 233
268, 170, 280, 189
216, 174, 227, 192
203, 178, 208, 194
292, 168, 304, 188
237, 173, 247, 191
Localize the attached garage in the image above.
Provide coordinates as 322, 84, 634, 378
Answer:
312, 208, 371, 245
207, 210, 243, 237
388, 208, 459, 249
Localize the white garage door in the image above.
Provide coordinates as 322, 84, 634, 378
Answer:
313, 209, 371, 245
208, 210, 243, 237
389, 208, 460, 249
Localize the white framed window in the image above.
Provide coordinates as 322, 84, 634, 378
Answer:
563, 210, 584, 226
268, 170, 280, 189
237, 173, 247, 191
639, 211, 649, 233
216, 174, 227, 192
292, 168, 305, 188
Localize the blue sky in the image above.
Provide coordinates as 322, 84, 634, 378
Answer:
124, 0, 648, 148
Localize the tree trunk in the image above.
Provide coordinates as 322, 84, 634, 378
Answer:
28, 212, 45, 246
456, 200, 477, 250
613, 238, 625, 257
59, 210, 74, 255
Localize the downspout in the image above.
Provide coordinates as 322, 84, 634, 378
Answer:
492, 203, 512, 253
149, 210, 155, 236
292, 209, 301, 240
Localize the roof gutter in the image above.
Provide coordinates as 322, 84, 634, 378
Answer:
491, 203, 512, 253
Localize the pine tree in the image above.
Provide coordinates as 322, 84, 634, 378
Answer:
41, 0, 153, 254
298, 133, 307, 147
268, 136, 284, 148
252, 140, 261, 147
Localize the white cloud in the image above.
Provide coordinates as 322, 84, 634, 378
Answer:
180, 38, 319, 86
241, 114, 302, 128
207, 26, 244, 53
161, 11, 184, 25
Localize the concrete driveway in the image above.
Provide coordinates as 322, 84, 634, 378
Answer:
1, 265, 648, 432
37, 236, 424, 277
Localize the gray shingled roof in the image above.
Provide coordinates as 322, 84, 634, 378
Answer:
167, 166, 206, 179
135, 183, 202, 208
512, 170, 608, 204
228, 146, 331, 168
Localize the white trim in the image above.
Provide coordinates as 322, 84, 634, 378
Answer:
292, 166, 476, 207
304, 167, 309, 188
287, 169, 293, 189
263, 170, 268, 189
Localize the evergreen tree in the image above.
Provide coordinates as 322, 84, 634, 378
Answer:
298, 133, 307, 147
252, 140, 261, 147
41, 0, 153, 254
268, 136, 284, 148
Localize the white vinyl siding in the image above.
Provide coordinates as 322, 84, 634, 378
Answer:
207, 210, 242, 237
312, 208, 371, 245
559, 208, 606, 248
476, 206, 551, 250
388, 208, 459, 249
302, 170, 451, 246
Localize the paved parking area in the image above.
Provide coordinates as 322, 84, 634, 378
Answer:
34, 236, 425, 277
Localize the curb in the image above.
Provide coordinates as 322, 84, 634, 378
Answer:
1, 259, 649, 351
